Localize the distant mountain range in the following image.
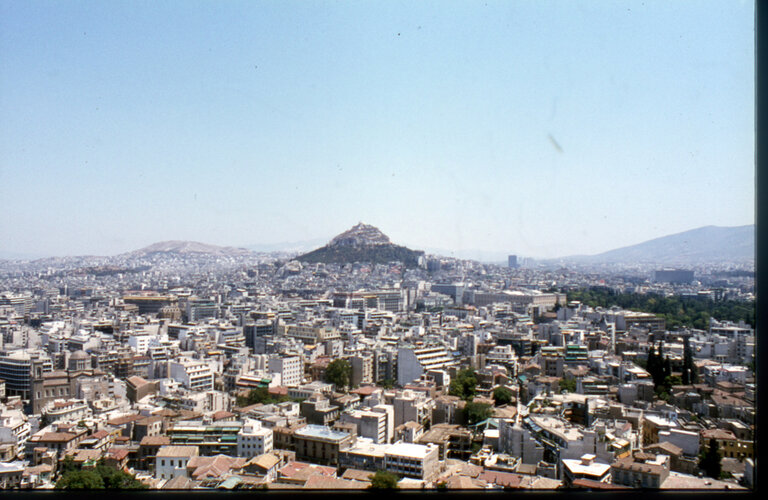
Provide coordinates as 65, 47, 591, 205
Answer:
295, 223, 425, 267
123, 240, 252, 257
553, 225, 755, 265
246, 238, 327, 254
0, 224, 754, 267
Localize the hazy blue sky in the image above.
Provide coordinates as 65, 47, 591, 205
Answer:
0, 1, 754, 259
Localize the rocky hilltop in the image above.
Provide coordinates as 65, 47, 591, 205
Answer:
297, 223, 423, 267
329, 223, 392, 247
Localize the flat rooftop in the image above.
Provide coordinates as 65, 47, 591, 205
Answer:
386, 442, 433, 459
293, 424, 350, 442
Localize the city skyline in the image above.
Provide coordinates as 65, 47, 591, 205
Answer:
0, 221, 755, 264
0, 1, 755, 259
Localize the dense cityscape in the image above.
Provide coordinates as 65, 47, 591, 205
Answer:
0, 223, 755, 490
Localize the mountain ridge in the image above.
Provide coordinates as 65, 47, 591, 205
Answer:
553, 224, 754, 265
124, 240, 252, 257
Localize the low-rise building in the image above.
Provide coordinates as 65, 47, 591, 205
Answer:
169, 359, 214, 392
293, 424, 354, 466
167, 420, 243, 456
155, 445, 200, 481
562, 454, 611, 486
237, 418, 273, 458
611, 451, 670, 489
384, 442, 440, 481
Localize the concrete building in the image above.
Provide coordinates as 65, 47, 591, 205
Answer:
300, 394, 340, 426
167, 420, 242, 456
397, 347, 455, 387
127, 332, 151, 355
338, 437, 387, 472
237, 418, 273, 458
155, 445, 199, 480
508, 255, 519, 269
562, 454, 612, 486
611, 451, 670, 488
393, 390, 433, 427
169, 358, 214, 392
268, 355, 302, 387
384, 442, 440, 481
243, 320, 274, 350
657, 428, 699, 457
293, 424, 354, 466
0, 407, 30, 454
339, 405, 393, 444
651, 269, 694, 284
0, 350, 53, 401
350, 353, 374, 387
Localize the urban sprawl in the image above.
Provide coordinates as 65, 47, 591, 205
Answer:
0, 228, 756, 490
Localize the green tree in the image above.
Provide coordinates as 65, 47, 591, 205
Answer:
646, 342, 668, 391
699, 438, 722, 479
682, 336, 697, 385
55, 470, 105, 490
368, 470, 399, 490
492, 386, 513, 406
60, 455, 78, 474
464, 402, 493, 425
559, 378, 576, 393
56, 459, 147, 490
567, 288, 754, 329
664, 375, 682, 389
325, 358, 352, 390
378, 378, 395, 389
449, 368, 478, 401
237, 386, 274, 406
95, 461, 146, 489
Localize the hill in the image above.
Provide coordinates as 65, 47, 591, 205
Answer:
296, 223, 424, 267
558, 225, 754, 265
125, 240, 252, 257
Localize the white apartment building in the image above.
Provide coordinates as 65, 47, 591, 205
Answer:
0, 407, 30, 451
340, 405, 393, 444
288, 381, 334, 400
658, 428, 699, 457
268, 355, 302, 387
384, 442, 440, 481
703, 364, 748, 385
236, 418, 273, 458
279, 323, 341, 344
176, 390, 229, 413
169, 359, 214, 392
393, 390, 433, 427
155, 445, 199, 480
41, 399, 92, 425
397, 346, 456, 387
127, 331, 151, 355
485, 344, 518, 372
710, 320, 753, 338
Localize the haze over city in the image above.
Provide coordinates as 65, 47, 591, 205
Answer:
0, 2, 757, 491
0, 1, 754, 259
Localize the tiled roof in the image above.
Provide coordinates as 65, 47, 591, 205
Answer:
303, 476, 367, 489
478, 470, 523, 488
